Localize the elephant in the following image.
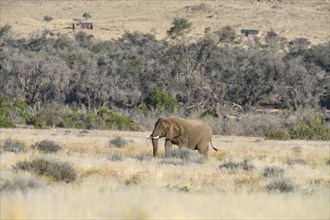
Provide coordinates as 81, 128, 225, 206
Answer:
149, 117, 217, 157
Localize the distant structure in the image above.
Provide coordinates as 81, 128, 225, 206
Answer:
241, 29, 259, 37
72, 20, 94, 30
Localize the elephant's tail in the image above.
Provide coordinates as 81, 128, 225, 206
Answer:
210, 140, 218, 151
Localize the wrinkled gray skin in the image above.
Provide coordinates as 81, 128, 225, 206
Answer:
150, 117, 217, 157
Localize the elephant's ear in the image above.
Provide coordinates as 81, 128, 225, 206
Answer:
166, 120, 185, 140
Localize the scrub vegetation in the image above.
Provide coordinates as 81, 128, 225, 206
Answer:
0, 17, 329, 139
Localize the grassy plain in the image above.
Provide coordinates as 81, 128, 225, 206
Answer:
1, 0, 329, 44
0, 128, 329, 219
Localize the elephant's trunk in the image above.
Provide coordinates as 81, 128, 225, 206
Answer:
152, 138, 158, 157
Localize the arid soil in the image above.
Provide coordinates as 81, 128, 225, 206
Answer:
1, 0, 329, 44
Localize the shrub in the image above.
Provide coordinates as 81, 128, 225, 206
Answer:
265, 128, 291, 140
265, 178, 295, 193
0, 96, 30, 128
167, 148, 204, 164
160, 158, 184, 166
14, 157, 76, 183
134, 153, 152, 161
291, 146, 302, 153
146, 88, 179, 113
109, 137, 131, 148
262, 166, 284, 178
98, 107, 138, 130
28, 114, 47, 128
124, 174, 139, 185
0, 116, 15, 128
234, 177, 259, 186
326, 159, 330, 165
36, 103, 71, 128
108, 152, 125, 161
0, 177, 44, 192
167, 17, 192, 39
32, 140, 62, 153
219, 160, 255, 172
60, 111, 94, 129
291, 114, 330, 140
2, 139, 27, 153
287, 158, 306, 165
43, 16, 53, 22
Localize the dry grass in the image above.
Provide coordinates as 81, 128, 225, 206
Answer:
1, 0, 329, 44
0, 128, 329, 219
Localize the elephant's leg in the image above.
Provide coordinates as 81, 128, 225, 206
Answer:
198, 148, 208, 158
197, 141, 209, 158
165, 140, 173, 157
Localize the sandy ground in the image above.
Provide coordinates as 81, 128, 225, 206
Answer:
1, 0, 329, 44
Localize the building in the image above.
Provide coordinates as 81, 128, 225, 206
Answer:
241, 29, 259, 37
72, 21, 94, 30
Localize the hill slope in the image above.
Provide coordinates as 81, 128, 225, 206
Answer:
1, 0, 329, 44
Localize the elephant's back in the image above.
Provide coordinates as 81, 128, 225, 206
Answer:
179, 118, 213, 136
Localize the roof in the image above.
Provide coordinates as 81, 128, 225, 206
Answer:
241, 29, 259, 34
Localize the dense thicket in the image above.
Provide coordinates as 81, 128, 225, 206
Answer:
0, 20, 329, 136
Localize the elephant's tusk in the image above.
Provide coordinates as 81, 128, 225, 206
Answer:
146, 136, 160, 139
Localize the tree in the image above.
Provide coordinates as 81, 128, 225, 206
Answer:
43, 16, 53, 22
289, 37, 311, 51
167, 18, 192, 40
83, 12, 92, 20
1, 52, 71, 106
277, 57, 319, 110
146, 88, 179, 112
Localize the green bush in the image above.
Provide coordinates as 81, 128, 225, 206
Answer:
291, 114, 330, 140
27, 105, 138, 130
32, 140, 62, 153
265, 128, 291, 140
14, 157, 76, 183
36, 103, 71, 128
98, 107, 138, 130
0, 96, 30, 128
2, 139, 27, 153
147, 88, 179, 113
60, 111, 94, 129
29, 115, 47, 129
0, 117, 15, 128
